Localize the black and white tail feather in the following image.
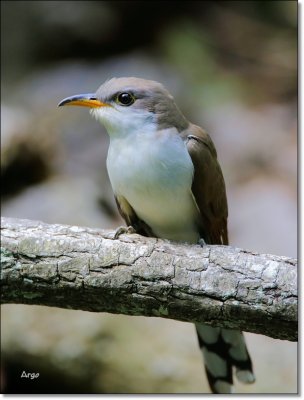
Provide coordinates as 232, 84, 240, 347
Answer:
196, 324, 255, 393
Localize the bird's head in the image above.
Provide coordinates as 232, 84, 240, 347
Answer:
58, 77, 188, 137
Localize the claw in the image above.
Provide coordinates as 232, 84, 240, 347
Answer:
198, 238, 206, 247
113, 225, 136, 239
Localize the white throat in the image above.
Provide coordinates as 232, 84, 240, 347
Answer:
91, 107, 157, 138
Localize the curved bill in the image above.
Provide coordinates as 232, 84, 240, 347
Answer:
58, 93, 108, 108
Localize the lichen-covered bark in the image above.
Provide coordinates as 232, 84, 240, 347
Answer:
0, 217, 297, 341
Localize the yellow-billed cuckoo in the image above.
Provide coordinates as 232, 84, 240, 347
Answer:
59, 77, 255, 394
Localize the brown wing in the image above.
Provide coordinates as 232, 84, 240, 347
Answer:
182, 124, 228, 245
115, 194, 156, 237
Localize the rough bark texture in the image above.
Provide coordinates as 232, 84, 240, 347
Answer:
1, 217, 297, 341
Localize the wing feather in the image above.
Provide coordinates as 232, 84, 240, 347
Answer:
115, 194, 156, 237
181, 124, 228, 245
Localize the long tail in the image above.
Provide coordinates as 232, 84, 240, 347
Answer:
195, 324, 255, 393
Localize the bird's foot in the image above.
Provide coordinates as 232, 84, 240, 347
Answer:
198, 238, 206, 247
113, 225, 136, 239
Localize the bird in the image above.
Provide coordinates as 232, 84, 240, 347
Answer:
58, 77, 255, 394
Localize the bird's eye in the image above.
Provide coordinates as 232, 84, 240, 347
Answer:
117, 92, 135, 106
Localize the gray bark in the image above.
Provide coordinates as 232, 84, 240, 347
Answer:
1, 217, 297, 341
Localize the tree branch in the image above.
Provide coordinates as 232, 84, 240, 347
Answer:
1, 217, 297, 341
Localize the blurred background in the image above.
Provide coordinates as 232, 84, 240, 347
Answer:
1, 0, 297, 394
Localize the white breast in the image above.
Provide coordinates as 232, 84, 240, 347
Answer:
107, 129, 200, 243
